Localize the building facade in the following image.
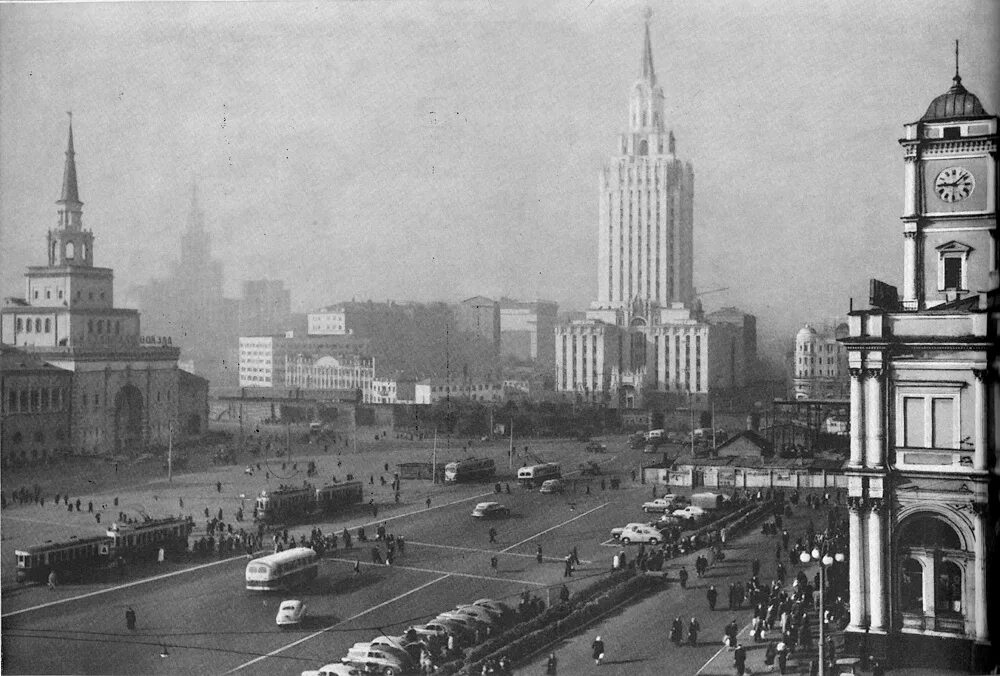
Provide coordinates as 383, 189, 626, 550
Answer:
792, 322, 849, 399
0, 346, 73, 465
0, 121, 208, 458
284, 355, 375, 401
499, 298, 558, 365
456, 296, 501, 352
237, 332, 371, 389
553, 17, 753, 409
842, 63, 997, 672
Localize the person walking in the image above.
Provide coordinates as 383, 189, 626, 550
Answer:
591, 636, 605, 666
490, 555, 499, 572
679, 567, 689, 589
353, 558, 361, 576
734, 643, 747, 676
707, 585, 718, 611
563, 555, 573, 577
688, 617, 700, 646
670, 617, 683, 646
125, 607, 137, 631
536, 544, 543, 563
488, 527, 497, 544
545, 652, 558, 675
47, 570, 57, 591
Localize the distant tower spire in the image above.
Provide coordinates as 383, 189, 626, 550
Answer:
640, 7, 656, 85
58, 112, 81, 208
56, 112, 84, 231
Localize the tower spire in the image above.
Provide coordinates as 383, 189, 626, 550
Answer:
58, 112, 81, 207
953, 39, 961, 84
640, 8, 656, 85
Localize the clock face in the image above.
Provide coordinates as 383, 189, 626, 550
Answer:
934, 166, 975, 203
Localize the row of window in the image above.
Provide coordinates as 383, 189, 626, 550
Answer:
5, 387, 69, 414
8, 429, 67, 444
31, 287, 105, 302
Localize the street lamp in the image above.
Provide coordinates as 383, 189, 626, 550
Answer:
800, 547, 845, 675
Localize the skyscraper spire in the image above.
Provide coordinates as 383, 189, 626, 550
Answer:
58, 112, 81, 207
953, 39, 961, 84
640, 7, 656, 85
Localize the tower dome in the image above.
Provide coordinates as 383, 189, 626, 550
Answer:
796, 324, 817, 342
922, 76, 987, 121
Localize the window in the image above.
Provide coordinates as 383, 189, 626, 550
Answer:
901, 394, 957, 449
942, 126, 961, 140
936, 561, 963, 616
66, 242, 75, 258
26, 319, 32, 333
45, 289, 51, 299
44, 318, 51, 333
16, 318, 22, 331
943, 257, 962, 290
58, 290, 63, 299
35, 319, 41, 333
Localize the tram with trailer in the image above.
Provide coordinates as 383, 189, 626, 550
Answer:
256, 481, 363, 523
444, 458, 497, 483
14, 515, 194, 584
245, 547, 319, 591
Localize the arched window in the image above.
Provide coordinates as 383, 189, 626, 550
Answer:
638, 139, 648, 156
899, 515, 961, 550
936, 561, 962, 616
16, 318, 22, 331
900, 559, 924, 612
26, 319, 32, 333
51, 240, 58, 261
44, 318, 51, 333
66, 241, 75, 259
81, 242, 88, 260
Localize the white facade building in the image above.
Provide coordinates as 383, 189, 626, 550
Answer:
841, 61, 996, 673
307, 307, 349, 336
238, 337, 275, 387
792, 323, 849, 399
284, 355, 374, 401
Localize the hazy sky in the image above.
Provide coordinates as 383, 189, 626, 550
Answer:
1, 0, 997, 357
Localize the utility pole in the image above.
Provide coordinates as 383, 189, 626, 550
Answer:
508, 417, 514, 470
167, 423, 173, 483
432, 427, 438, 484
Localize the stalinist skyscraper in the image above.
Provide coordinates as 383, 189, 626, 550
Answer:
596, 12, 694, 311
556, 13, 752, 409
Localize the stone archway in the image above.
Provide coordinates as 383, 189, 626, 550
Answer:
114, 384, 144, 455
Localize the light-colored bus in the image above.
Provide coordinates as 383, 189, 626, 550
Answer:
516, 463, 561, 487
245, 547, 318, 591
444, 458, 496, 483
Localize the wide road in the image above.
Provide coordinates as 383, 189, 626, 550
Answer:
3, 473, 644, 675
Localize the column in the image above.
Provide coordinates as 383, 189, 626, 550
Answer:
865, 369, 884, 467
847, 499, 866, 631
849, 369, 865, 466
973, 369, 987, 471
868, 499, 887, 632
903, 230, 918, 308
973, 504, 989, 642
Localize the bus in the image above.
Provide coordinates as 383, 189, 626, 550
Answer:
444, 458, 496, 483
516, 463, 561, 488
245, 547, 319, 591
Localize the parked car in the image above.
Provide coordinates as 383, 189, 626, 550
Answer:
539, 479, 566, 494
641, 497, 677, 513
616, 523, 663, 545
585, 442, 607, 453
470, 598, 509, 617
450, 604, 499, 626
436, 611, 490, 634
427, 617, 475, 642
672, 505, 707, 521
276, 600, 307, 627
579, 461, 602, 476
301, 664, 362, 676
471, 502, 510, 519
341, 647, 408, 676
657, 513, 683, 527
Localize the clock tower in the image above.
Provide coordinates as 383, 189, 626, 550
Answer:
900, 45, 998, 310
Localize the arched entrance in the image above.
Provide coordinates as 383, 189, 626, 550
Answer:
895, 512, 969, 635
114, 384, 144, 454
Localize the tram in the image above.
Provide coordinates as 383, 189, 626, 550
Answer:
256, 481, 363, 523
444, 458, 496, 483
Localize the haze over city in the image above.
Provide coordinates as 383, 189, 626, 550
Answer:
1, 0, 998, 361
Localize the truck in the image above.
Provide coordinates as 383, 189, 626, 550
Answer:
690, 491, 729, 511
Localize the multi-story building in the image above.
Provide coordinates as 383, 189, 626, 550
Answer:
237, 332, 371, 389
0, 345, 73, 466
499, 299, 558, 367
792, 322, 849, 399
841, 60, 996, 672
284, 355, 374, 401
307, 307, 352, 336
128, 184, 240, 387
414, 379, 505, 405
238, 279, 291, 336
0, 120, 208, 457
456, 296, 501, 352
554, 16, 754, 409
371, 376, 417, 405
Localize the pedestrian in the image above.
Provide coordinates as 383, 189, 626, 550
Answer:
536, 544, 543, 563
670, 616, 683, 646
559, 584, 570, 603
688, 617, 700, 646
546, 652, 558, 675
707, 585, 718, 611
571, 546, 580, 565
354, 558, 361, 575
489, 527, 497, 543
426, 497, 432, 509
776, 642, 788, 674
217, 481, 222, 493
591, 636, 605, 666
563, 555, 573, 577
490, 555, 498, 572
125, 606, 137, 631
734, 643, 747, 676
179, 497, 184, 509
47, 570, 57, 590
764, 641, 777, 669
679, 567, 688, 588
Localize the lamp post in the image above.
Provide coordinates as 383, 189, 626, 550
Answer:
800, 547, 845, 675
